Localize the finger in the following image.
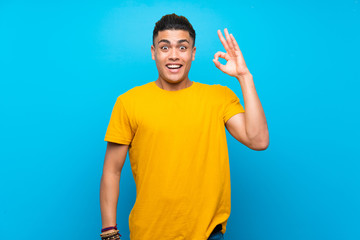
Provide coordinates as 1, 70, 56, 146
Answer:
214, 51, 229, 61
212, 58, 226, 73
230, 34, 242, 53
217, 29, 230, 53
224, 28, 235, 53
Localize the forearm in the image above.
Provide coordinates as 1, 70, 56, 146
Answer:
237, 72, 269, 147
100, 172, 121, 229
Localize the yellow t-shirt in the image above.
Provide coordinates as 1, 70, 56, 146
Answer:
104, 81, 245, 240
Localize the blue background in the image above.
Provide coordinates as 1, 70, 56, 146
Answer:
1, 0, 359, 239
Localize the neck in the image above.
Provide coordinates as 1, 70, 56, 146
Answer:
156, 78, 192, 91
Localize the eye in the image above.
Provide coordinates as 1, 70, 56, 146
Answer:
180, 46, 187, 50
161, 46, 168, 50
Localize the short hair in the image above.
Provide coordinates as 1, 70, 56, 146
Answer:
153, 13, 196, 47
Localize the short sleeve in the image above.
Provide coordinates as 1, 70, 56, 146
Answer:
104, 97, 134, 145
223, 86, 245, 123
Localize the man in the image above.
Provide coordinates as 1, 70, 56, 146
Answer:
100, 13, 269, 240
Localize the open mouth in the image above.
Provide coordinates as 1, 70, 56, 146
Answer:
166, 64, 183, 70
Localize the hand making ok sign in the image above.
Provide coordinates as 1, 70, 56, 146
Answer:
213, 28, 251, 79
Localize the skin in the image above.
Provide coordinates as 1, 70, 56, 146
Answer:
214, 28, 269, 150
100, 27, 269, 237
100, 143, 128, 236
151, 30, 196, 91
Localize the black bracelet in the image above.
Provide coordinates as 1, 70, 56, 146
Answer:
101, 224, 119, 232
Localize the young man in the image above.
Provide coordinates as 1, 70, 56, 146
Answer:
100, 13, 269, 240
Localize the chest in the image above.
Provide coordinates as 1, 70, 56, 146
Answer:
131, 94, 223, 135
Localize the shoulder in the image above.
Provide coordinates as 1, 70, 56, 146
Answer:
117, 82, 153, 102
196, 81, 228, 89
195, 82, 229, 96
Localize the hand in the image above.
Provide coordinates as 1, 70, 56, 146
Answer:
213, 28, 250, 79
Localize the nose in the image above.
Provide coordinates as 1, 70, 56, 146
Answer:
168, 48, 179, 61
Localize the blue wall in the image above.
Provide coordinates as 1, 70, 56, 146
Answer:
1, 0, 359, 239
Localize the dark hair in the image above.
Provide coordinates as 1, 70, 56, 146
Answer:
153, 13, 196, 46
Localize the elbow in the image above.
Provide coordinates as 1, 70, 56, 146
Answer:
253, 140, 269, 151
247, 140, 269, 151
101, 169, 122, 179
247, 131, 269, 151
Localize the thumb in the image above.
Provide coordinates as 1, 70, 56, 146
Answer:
213, 58, 226, 73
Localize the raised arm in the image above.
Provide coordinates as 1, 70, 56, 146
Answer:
213, 28, 269, 150
100, 142, 129, 235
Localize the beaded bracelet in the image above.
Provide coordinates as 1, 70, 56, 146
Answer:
101, 224, 122, 239
100, 230, 121, 240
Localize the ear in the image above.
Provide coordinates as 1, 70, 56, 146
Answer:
151, 45, 155, 60
192, 46, 196, 61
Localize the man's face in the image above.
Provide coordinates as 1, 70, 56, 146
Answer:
151, 30, 196, 84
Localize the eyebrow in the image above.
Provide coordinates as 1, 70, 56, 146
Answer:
157, 39, 190, 45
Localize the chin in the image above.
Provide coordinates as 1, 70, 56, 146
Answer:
166, 79, 182, 84
163, 77, 185, 84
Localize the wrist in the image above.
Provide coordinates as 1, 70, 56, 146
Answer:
102, 229, 117, 233
100, 224, 121, 239
236, 72, 253, 82
102, 223, 118, 232
100, 229, 121, 240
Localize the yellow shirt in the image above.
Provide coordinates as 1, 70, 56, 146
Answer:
104, 81, 245, 240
